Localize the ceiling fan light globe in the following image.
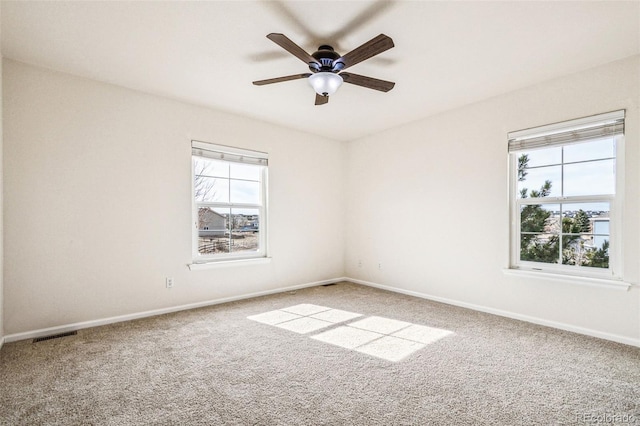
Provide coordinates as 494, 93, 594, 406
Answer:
308, 72, 343, 96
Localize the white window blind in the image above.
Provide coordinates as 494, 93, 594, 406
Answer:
508, 110, 625, 152
191, 140, 268, 166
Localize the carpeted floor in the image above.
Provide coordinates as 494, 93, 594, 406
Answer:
1, 282, 639, 425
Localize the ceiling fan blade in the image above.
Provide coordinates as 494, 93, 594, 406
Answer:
315, 93, 329, 105
266, 33, 320, 66
253, 73, 311, 86
335, 34, 394, 70
340, 73, 395, 92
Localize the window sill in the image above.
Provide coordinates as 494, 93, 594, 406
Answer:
502, 268, 633, 291
188, 257, 271, 271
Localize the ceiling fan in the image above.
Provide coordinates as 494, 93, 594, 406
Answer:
252, 33, 395, 105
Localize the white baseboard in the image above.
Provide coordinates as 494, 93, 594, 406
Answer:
3, 277, 344, 344
348, 277, 640, 348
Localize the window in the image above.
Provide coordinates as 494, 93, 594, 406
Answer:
508, 111, 624, 279
192, 141, 268, 263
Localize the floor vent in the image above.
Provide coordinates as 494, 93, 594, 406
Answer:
322, 283, 337, 287
33, 331, 77, 343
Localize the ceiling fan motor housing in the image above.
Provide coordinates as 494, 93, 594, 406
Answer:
310, 45, 343, 72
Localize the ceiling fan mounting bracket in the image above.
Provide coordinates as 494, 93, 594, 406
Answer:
317, 44, 334, 51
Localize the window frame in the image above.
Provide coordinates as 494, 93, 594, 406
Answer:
508, 112, 625, 281
191, 141, 268, 264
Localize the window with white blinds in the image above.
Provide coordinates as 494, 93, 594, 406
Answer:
508, 111, 624, 280
191, 141, 268, 263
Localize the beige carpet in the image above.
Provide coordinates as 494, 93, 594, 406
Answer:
1, 282, 639, 425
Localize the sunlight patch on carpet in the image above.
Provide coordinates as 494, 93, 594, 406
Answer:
248, 304, 362, 334
312, 326, 381, 349
393, 324, 454, 345
356, 336, 425, 362
248, 305, 453, 362
246, 310, 302, 325
275, 317, 334, 334
310, 308, 363, 323
280, 303, 332, 316
348, 316, 411, 334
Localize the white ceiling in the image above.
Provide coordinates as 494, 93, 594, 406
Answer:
2, 1, 639, 142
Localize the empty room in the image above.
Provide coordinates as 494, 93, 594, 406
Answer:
1, 1, 639, 424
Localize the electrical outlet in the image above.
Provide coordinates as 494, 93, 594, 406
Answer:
166, 277, 174, 289
378, 262, 382, 270
358, 260, 362, 268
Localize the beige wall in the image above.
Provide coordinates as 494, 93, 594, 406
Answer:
345, 55, 640, 344
3, 59, 346, 335
3, 55, 640, 346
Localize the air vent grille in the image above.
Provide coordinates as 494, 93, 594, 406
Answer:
33, 331, 77, 343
